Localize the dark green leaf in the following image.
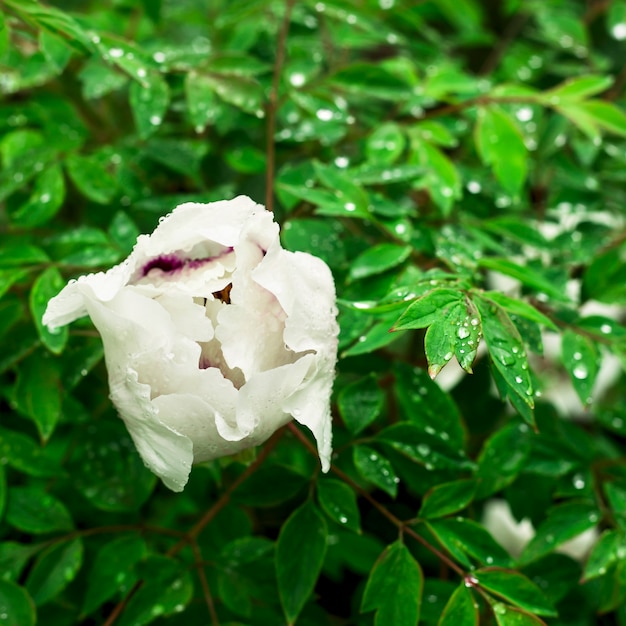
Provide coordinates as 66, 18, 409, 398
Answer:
353, 445, 399, 498
475, 568, 556, 616
361, 541, 423, 626
474, 296, 534, 409
25, 539, 83, 605
438, 583, 479, 626
338, 375, 384, 435
419, 479, 477, 519
65, 153, 117, 204
11, 165, 65, 227
0, 427, 60, 478
14, 354, 62, 441
30, 267, 68, 354
492, 603, 548, 626
582, 530, 624, 581
276, 500, 327, 624
475, 422, 532, 499
561, 329, 599, 406
428, 518, 513, 568
5, 487, 72, 534
117, 556, 193, 626
82, 536, 147, 616
519, 502, 600, 565
317, 478, 361, 533
482, 292, 558, 331
0, 580, 36, 626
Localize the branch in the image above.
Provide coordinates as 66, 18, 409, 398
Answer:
264, 0, 296, 212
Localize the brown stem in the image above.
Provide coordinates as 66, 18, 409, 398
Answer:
286, 423, 466, 576
264, 0, 296, 212
103, 429, 284, 626
191, 543, 220, 626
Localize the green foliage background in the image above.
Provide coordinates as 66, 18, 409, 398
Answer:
2, 0, 626, 624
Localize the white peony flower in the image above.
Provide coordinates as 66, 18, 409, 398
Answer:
43, 196, 339, 492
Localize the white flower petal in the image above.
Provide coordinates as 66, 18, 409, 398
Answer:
43, 197, 338, 490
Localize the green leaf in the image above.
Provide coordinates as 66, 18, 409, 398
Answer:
353, 445, 399, 498
582, 530, 625, 581
203, 72, 264, 115
545, 75, 613, 101
561, 329, 599, 406
79, 58, 128, 100
438, 583, 479, 626
474, 296, 534, 409
82, 536, 147, 616
378, 423, 474, 471
0, 580, 36, 626
412, 140, 462, 214
475, 568, 556, 616
349, 244, 411, 281
366, 123, 406, 163
0, 542, 45, 583
117, 556, 193, 626
65, 153, 117, 204
333, 63, 411, 100
478, 258, 566, 301
428, 518, 513, 568
424, 318, 456, 379
5, 487, 72, 535
0, 464, 5, 523
69, 422, 156, 512
361, 541, 423, 626
0, 427, 60, 478
108, 211, 140, 254
393, 288, 464, 331
25, 539, 83, 606
233, 464, 306, 507
419, 479, 477, 519
129, 72, 170, 139
11, 165, 65, 227
14, 354, 62, 441
394, 363, 465, 448
276, 500, 328, 624
317, 478, 361, 533
0, 244, 48, 268
519, 502, 600, 565
579, 101, 626, 137
30, 267, 68, 354
338, 375, 384, 435
482, 292, 558, 331
314, 162, 370, 217
39, 29, 72, 73
475, 422, 532, 499
219, 537, 274, 566
492, 603, 548, 626
475, 106, 527, 196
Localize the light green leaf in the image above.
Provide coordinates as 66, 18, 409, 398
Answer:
129, 72, 170, 139
349, 244, 411, 281
475, 107, 527, 196
366, 123, 406, 163
393, 288, 464, 331
545, 75, 613, 101
185, 71, 218, 132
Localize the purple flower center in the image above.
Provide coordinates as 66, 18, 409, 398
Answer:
142, 254, 185, 276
